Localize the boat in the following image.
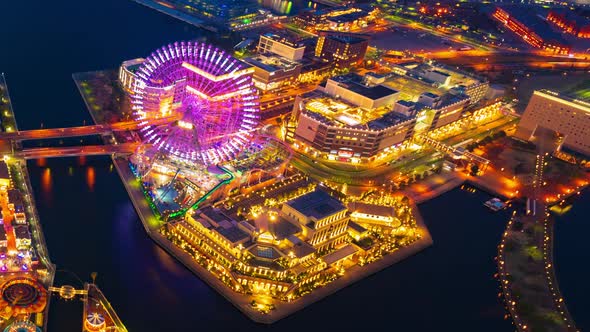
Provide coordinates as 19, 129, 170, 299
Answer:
484, 198, 507, 211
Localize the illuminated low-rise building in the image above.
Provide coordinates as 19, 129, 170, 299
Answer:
0, 161, 10, 188
0, 228, 6, 248
492, 6, 571, 54
290, 73, 469, 162
515, 90, 590, 155
243, 54, 302, 91
385, 61, 489, 106
547, 9, 590, 38
322, 73, 400, 109
291, 91, 415, 162
282, 189, 349, 251
118, 58, 144, 94
257, 32, 305, 61
14, 225, 31, 250
168, 189, 359, 297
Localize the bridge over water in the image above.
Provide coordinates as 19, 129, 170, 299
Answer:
417, 134, 491, 170
0, 116, 178, 141
15, 143, 140, 159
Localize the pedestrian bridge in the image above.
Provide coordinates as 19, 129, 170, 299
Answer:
416, 134, 490, 169
15, 142, 140, 159
0, 116, 179, 141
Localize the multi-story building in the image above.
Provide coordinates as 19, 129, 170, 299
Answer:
547, 9, 590, 38
282, 190, 349, 252
118, 58, 145, 94
290, 71, 471, 163
291, 90, 416, 162
322, 73, 399, 109
169, 189, 357, 296
492, 6, 571, 54
515, 90, 590, 155
385, 61, 489, 105
243, 54, 302, 91
257, 33, 305, 61
315, 31, 370, 69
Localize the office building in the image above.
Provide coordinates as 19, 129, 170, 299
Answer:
515, 90, 590, 155
315, 31, 370, 68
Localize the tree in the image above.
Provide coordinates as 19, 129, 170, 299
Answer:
470, 164, 480, 176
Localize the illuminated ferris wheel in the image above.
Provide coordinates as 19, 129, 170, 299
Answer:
132, 41, 260, 164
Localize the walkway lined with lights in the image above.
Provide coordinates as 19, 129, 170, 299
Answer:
498, 152, 578, 332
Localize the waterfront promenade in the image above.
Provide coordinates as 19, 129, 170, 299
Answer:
498, 152, 578, 332
113, 155, 433, 323
401, 168, 518, 204
0, 73, 56, 332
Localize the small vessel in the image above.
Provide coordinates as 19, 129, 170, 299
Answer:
484, 198, 507, 211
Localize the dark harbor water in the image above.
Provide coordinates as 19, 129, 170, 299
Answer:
0, 0, 587, 331
554, 190, 590, 331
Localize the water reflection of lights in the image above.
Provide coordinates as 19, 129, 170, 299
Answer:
86, 167, 95, 191
153, 245, 185, 276
41, 168, 52, 193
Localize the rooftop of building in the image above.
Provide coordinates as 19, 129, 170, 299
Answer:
14, 225, 31, 239
326, 10, 370, 23
348, 201, 396, 218
261, 31, 305, 48
287, 235, 317, 258
329, 73, 399, 100
322, 244, 358, 265
382, 62, 485, 101
217, 225, 250, 244
324, 33, 370, 45
347, 221, 367, 234
421, 91, 440, 99
496, 5, 569, 45
122, 58, 145, 73
536, 89, 590, 111
0, 161, 9, 180
396, 100, 416, 107
243, 54, 300, 73
248, 244, 283, 260
414, 63, 484, 88
301, 92, 406, 129
549, 8, 590, 27
285, 189, 346, 222
367, 111, 412, 130
199, 206, 233, 224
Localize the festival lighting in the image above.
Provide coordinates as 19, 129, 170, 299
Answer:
132, 41, 260, 164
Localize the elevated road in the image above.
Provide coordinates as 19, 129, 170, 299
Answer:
0, 116, 179, 141
16, 143, 140, 159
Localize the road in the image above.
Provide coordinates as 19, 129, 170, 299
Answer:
0, 116, 179, 141
16, 142, 140, 159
